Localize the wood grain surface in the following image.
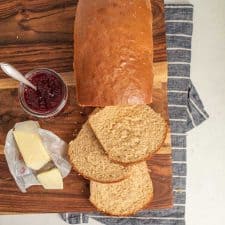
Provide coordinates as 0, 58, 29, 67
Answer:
0, 0, 172, 214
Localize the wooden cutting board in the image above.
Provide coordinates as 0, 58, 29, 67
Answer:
0, 0, 172, 213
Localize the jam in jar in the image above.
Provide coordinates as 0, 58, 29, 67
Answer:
19, 68, 68, 118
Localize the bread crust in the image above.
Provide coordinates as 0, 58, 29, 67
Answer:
74, 0, 153, 106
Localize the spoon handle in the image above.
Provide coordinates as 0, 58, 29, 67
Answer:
0, 63, 37, 91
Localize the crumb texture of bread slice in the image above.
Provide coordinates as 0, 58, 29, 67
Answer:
89, 105, 167, 164
90, 162, 153, 216
68, 123, 131, 183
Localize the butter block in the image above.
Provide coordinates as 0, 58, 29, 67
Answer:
14, 120, 40, 132
37, 168, 63, 189
13, 121, 51, 170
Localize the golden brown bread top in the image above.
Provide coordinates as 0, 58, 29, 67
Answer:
74, 0, 153, 106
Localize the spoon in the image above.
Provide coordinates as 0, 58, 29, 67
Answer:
0, 62, 37, 91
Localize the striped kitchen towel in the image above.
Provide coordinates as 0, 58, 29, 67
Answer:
61, 4, 209, 225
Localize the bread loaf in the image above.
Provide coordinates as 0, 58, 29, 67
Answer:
74, 0, 153, 106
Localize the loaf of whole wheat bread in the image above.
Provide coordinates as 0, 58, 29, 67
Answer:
74, 0, 153, 106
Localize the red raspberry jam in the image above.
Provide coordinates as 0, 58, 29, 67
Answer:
19, 69, 68, 118
24, 72, 63, 113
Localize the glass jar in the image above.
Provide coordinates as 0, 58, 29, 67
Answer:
18, 68, 68, 118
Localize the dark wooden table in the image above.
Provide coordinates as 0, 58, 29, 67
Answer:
0, 0, 172, 214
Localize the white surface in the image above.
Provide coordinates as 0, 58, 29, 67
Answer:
186, 0, 225, 224
1, 0, 225, 225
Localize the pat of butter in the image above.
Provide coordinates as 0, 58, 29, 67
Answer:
13, 121, 51, 170
14, 120, 40, 132
37, 168, 63, 189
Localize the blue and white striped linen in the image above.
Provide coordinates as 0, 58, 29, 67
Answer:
61, 4, 208, 225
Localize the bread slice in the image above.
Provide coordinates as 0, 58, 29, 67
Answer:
90, 162, 153, 216
89, 105, 167, 164
68, 123, 131, 183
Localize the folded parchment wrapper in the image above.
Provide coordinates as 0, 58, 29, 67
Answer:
4, 126, 71, 192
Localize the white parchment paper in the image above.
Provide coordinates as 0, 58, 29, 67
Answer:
4, 127, 71, 193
